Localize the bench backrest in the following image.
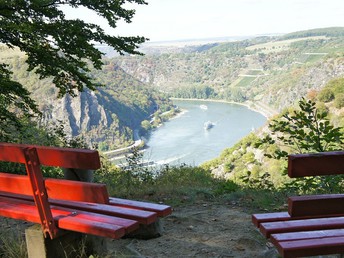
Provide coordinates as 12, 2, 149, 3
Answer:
0, 142, 102, 238
288, 151, 344, 178
0, 142, 101, 169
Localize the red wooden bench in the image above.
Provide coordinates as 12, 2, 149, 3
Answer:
252, 151, 344, 258
0, 142, 171, 240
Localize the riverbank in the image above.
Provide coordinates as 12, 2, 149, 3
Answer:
170, 97, 279, 119
104, 98, 271, 164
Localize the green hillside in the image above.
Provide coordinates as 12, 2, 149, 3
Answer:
202, 78, 344, 191
113, 27, 344, 114
0, 46, 173, 150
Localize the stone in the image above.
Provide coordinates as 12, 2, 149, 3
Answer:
25, 224, 83, 258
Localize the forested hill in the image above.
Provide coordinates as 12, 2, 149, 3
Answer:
279, 27, 344, 40
112, 27, 344, 114
1, 46, 173, 150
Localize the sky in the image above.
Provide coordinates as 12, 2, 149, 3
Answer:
62, 0, 344, 42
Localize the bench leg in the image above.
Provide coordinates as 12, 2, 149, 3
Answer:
125, 218, 163, 240
25, 224, 83, 258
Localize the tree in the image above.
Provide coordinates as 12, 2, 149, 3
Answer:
258, 98, 344, 193
0, 0, 147, 139
261, 98, 343, 157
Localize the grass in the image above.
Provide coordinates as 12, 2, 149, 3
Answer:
246, 36, 327, 53
247, 70, 264, 75
95, 159, 291, 212
236, 76, 257, 87
0, 224, 27, 258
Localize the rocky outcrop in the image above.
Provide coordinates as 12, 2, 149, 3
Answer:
40, 89, 111, 140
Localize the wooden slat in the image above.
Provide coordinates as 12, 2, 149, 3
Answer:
271, 229, 344, 243
0, 173, 109, 203
0, 173, 34, 196
252, 212, 291, 228
109, 197, 172, 217
289, 194, 344, 217
0, 192, 157, 225
51, 199, 158, 225
45, 178, 109, 203
57, 217, 125, 239
0, 143, 100, 169
0, 195, 138, 233
260, 217, 344, 238
276, 236, 344, 258
0, 196, 131, 238
288, 151, 344, 178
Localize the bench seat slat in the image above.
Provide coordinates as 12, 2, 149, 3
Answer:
109, 197, 172, 217
57, 216, 125, 239
0, 196, 138, 233
271, 229, 344, 243
253, 210, 344, 229
52, 199, 158, 225
276, 236, 344, 258
260, 217, 344, 238
252, 212, 291, 227
0, 192, 157, 225
0, 197, 126, 239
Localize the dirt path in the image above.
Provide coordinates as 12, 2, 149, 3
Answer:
0, 201, 279, 257
105, 201, 278, 258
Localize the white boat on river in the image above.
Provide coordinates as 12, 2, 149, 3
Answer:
204, 121, 214, 130
200, 104, 208, 110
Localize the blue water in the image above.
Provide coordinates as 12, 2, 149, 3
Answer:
143, 99, 266, 166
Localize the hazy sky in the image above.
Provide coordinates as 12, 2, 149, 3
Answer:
62, 0, 344, 42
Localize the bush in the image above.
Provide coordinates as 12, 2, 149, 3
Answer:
317, 88, 335, 102
334, 93, 344, 108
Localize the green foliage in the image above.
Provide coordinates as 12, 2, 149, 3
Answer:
318, 77, 344, 107
334, 93, 344, 108
0, 0, 146, 138
0, 0, 146, 95
213, 180, 239, 195
240, 171, 274, 190
0, 64, 39, 140
263, 98, 343, 155
95, 147, 219, 204
317, 88, 335, 102
324, 78, 344, 94
259, 98, 344, 193
173, 85, 217, 99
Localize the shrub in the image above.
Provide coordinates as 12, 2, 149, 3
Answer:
334, 93, 344, 108
317, 88, 335, 102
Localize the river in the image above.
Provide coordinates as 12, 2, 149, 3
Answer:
142, 99, 267, 166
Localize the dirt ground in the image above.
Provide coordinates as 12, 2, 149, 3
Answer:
2, 202, 342, 257
1, 201, 278, 258
104, 201, 278, 258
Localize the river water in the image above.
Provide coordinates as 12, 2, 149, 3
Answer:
142, 99, 267, 166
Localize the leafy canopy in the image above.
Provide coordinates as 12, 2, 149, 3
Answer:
257, 98, 344, 193
0, 0, 147, 139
